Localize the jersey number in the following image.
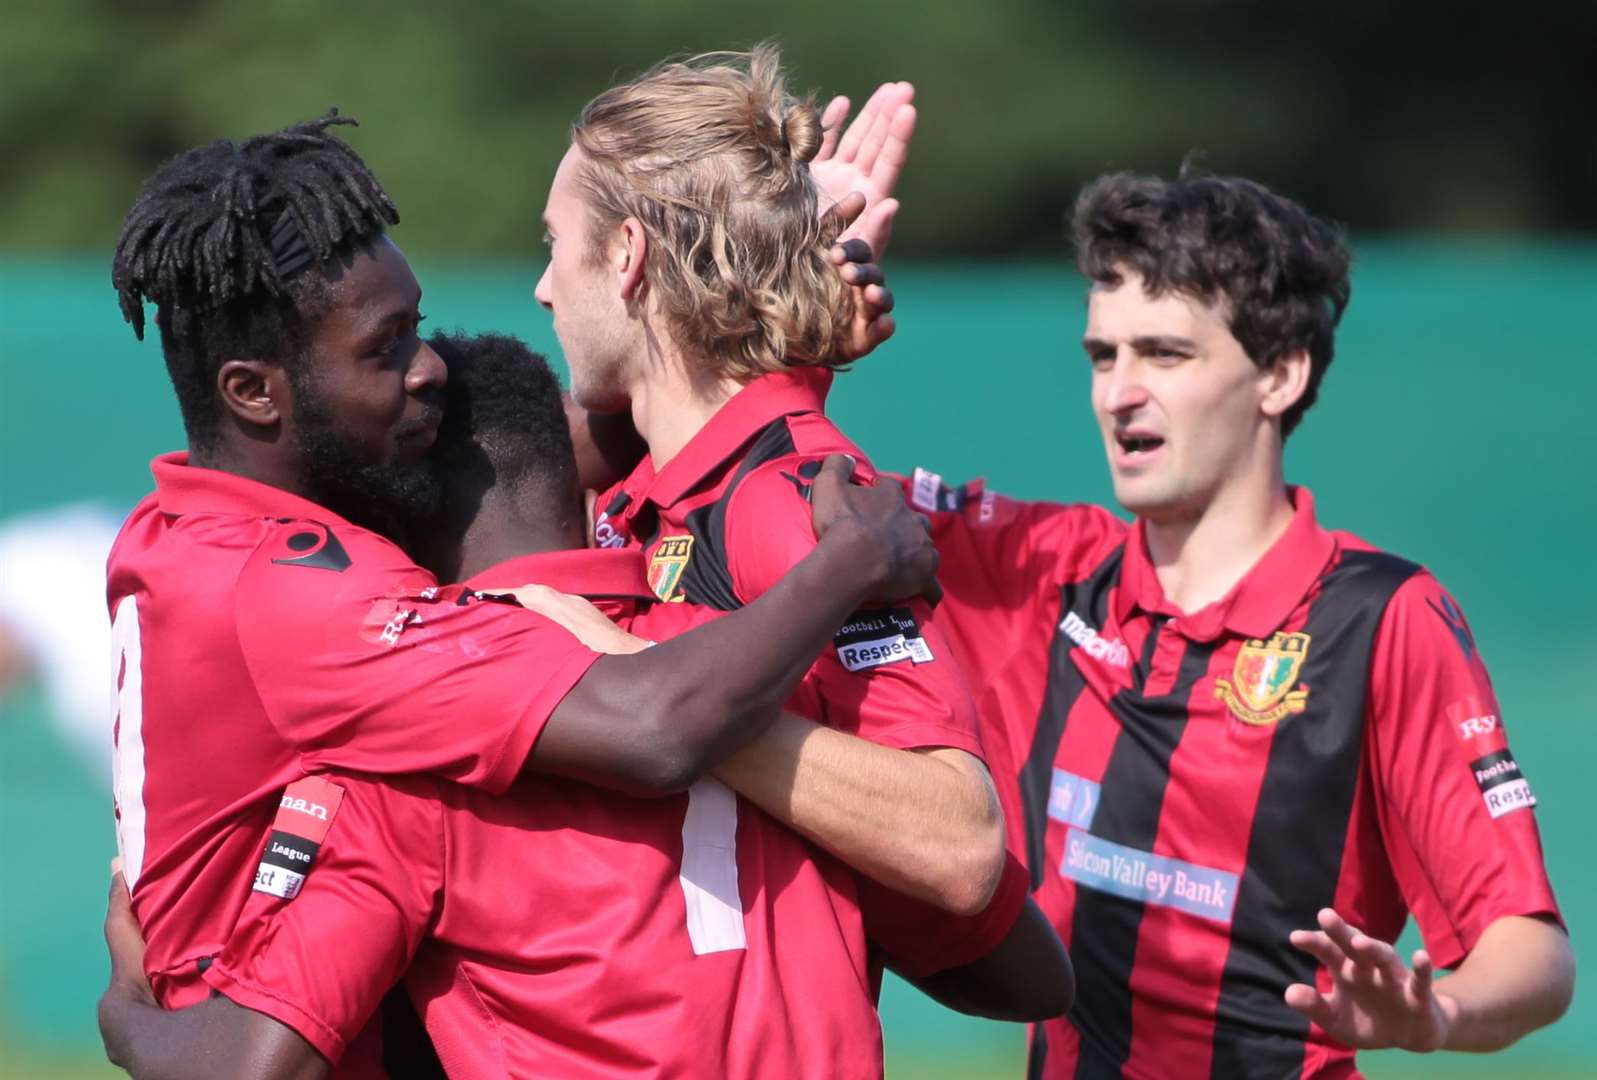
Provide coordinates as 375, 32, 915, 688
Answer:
111, 595, 147, 892
679, 779, 746, 954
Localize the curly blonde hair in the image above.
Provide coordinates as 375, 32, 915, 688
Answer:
572, 45, 850, 381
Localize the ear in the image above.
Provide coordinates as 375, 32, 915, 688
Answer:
1259, 346, 1312, 423
616, 217, 648, 302
217, 360, 287, 432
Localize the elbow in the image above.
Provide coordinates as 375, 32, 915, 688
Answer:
624, 695, 716, 795
936, 810, 1008, 917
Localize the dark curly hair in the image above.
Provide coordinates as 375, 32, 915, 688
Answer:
424, 330, 580, 551
1073, 171, 1351, 438
112, 112, 398, 451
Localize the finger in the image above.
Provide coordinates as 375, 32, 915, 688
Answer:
1410, 950, 1434, 1000
870, 313, 896, 345
1345, 929, 1398, 974
865, 103, 916, 197
836, 238, 874, 265
814, 454, 858, 498
850, 198, 898, 260
1290, 929, 1351, 972
1283, 983, 1337, 1028
821, 192, 868, 248
865, 284, 894, 315
1317, 908, 1361, 954
816, 95, 849, 161
844, 262, 886, 288
862, 87, 913, 180
835, 82, 895, 162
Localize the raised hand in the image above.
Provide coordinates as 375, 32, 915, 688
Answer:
1285, 907, 1456, 1052
821, 192, 896, 361
809, 454, 939, 605
810, 82, 916, 259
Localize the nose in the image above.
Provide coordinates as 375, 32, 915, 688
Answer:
534, 263, 553, 311
406, 339, 448, 393
1097, 350, 1148, 416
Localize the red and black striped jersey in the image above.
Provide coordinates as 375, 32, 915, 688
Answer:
904, 472, 1561, 1080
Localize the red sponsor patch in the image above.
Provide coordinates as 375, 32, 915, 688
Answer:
1446, 695, 1507, 756
273, 775, 344, 846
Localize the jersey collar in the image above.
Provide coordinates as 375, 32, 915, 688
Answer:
151, 451, 358, 527
1114, 486, 1336, 641
464, 547, 655, 602
619, 367, 834, 517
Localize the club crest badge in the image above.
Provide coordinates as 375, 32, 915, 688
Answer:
1215, 631, 1311, 726
648, 536, 694, 603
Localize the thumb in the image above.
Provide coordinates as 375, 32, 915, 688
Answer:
822, 192, 868, 241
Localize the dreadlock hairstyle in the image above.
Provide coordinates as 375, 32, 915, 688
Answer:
112, 112, 398, 451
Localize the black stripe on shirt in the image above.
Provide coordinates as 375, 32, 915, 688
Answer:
678, 417, 801, 612
1019, 547, 1124, 891
1071, 628, 1220, 1080
1208, 550, 1419, 1080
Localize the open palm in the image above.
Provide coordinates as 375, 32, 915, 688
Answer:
1285, 907, 1456, 1052
810, 82, 916, 258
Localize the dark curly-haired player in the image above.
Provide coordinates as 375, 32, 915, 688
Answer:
901, 171, 1572, 1077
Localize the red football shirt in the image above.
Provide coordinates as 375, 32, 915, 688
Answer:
594, 368, 1004, 990
203, 548, 1027, 1078
107, 453, 601, 1008
903, 473, 1562, 1080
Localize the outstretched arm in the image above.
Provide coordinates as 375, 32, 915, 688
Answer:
98, 870, 327, 1080
1285, 908, 1573, 1053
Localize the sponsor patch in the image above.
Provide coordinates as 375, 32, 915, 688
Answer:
1447, 695, 1506, 756
1215, 631, 1311, 726
1047, 769, 1100, 829
1059, 829, 1239, 923
909, 467, 968, 513
254, 776, 343, 901
834, 607, 934, 672
1059, 610, 1130, 669
1471, 748, 1537, 819
648, 536, 694, 603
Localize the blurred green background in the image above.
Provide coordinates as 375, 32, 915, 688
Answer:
2, 3, 1593, 1078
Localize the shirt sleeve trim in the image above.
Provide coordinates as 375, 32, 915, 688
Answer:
202, 964, 346, 1065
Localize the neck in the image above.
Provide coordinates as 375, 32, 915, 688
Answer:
1142, 455, 1295, 615
627, 322, 742, 471
195, 440, 304, 500
452, 487, 585, 582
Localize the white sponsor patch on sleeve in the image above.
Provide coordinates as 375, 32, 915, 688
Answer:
834, 607, 934, 673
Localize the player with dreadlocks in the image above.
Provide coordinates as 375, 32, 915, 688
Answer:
100, 112, 945, 1076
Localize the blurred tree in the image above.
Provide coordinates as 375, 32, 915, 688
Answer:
1, 0, 1592, 257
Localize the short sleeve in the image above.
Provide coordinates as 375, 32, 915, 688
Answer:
861, 851, 1029, 979
235, 520, 601, 794
1367, 572, 1562, 969
725, 463, 984, 757
894, 469, 1127, 698
203, 771, 445, 1064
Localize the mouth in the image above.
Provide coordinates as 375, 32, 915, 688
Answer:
1114, 430, 1165, 460
395, 406, 443, 447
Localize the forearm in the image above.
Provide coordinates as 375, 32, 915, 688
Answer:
713, 712, 1005, 914
904, 898, 1075, 1022
534, 530, 879, 790
1436, 915, 1574, 1052
99, 989, 327, 1080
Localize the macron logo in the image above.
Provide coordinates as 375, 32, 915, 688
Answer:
1060, 611, 1130, 669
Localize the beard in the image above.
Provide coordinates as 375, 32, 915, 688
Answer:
289, 379, 444, 544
